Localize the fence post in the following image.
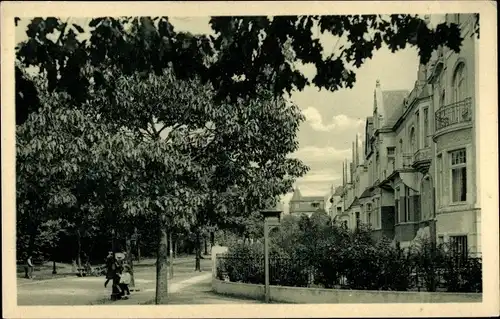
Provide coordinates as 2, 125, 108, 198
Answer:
264, 218, 270, 303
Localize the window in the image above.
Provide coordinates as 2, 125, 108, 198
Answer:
415, 112, 420, 148
373, 198, 380, 228
387, 147, 395, 156
405, 187, 411, 222
367, 203, 372, 225
409, 127, 416, 154
450, 235, 468, 260
342, 221, 348, 229
437, 154, 443, 206
387, 147, 396, 175
438, 235, 444, 246
453, 63, 466, 103
311, 202, 320, 208
450, 149, 467, 202
423, 108, 429, 147
336, 207, 342, 214
395, 187, 400, 223
376, 153, 380, 180
355, 212, 360, 229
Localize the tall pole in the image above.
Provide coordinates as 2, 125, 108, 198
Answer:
263, 219, 270, 303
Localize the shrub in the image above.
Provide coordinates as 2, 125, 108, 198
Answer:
216, 218, 482, 293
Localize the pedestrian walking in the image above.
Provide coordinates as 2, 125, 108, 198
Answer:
26, 255, 34, 279
104, 251, 114, 288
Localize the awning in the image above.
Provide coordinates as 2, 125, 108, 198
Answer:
400, 172, 419, 192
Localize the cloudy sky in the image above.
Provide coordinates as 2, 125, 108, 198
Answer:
15, 15, 444, 212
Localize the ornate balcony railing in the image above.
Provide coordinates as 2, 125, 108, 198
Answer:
435, 98, 473, 131
414, 147, 431, 164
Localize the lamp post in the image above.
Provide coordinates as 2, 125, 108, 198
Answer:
260, 202, 282, 303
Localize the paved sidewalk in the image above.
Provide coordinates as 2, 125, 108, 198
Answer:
17, 256, 211, 306
113, 272, 213, 305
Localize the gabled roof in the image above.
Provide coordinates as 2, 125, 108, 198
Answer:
359, 187, 373, 199
381, 90, 409, 128
348, 197, 359, 209
333, 186, 343, 196
302, 196, 326, 202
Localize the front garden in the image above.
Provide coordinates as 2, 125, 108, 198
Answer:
216, 213, 482, 293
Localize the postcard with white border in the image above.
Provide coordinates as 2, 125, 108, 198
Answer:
2, 1, 499, 318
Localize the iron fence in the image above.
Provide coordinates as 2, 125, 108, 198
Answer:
216, 254, 482, 293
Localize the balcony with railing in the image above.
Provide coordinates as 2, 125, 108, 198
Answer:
435, 97, 473, 133
412, 147, 432, 174
381, 154, 414, 183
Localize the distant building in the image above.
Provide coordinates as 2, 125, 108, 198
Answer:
328, 186, 344, 220
289, 187, 326, 218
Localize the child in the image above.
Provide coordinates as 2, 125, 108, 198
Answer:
118, 264, 131, 299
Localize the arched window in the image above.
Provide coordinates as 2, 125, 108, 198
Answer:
453, 62, 466, 103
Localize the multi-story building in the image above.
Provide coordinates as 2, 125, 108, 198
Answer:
334, 13, 480, 257
289, 187, 326, 218
428, 13, 480, 256
332, 135, 369, 230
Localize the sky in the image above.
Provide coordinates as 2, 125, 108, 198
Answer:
15, 15, 444, 213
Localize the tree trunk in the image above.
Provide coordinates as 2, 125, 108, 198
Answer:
135, 228, 141, 263
210, 231, 215, 247
52, 257, 57, 275
25, 223, 37, 278
155, 214, 169, 304
195, 230, 201, 272
137, 243, 141, 263
76, 229, 82, 268
169, 232, 174, 279
126, 237, 135, 288
204, 236, 208, 255
174, 236, 178, 258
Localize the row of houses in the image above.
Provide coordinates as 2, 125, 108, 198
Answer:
328, 13, 480, 257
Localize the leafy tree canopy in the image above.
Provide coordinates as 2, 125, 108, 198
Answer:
15, 14, 478, 124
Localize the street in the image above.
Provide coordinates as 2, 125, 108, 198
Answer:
17, 257, 261, 305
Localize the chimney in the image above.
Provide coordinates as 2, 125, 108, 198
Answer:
342, 162, 345, 187
350, 162, 353, 184
344, 160, 348, 184
351, 141, 355, 169
355, 134, 359, 167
